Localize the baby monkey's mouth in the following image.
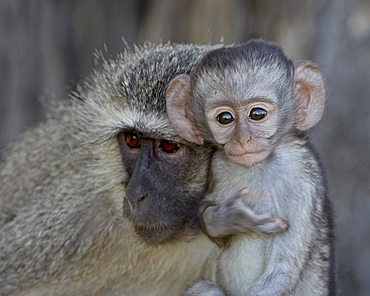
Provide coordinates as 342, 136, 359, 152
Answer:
226, 150, 265, 157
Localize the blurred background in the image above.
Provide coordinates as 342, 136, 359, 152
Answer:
0, 0, 369, 295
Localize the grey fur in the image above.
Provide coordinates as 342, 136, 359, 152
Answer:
0, 43, 225, 296
179, 41, 336, 296
210, 142, 335, 296
182, 279, 224, 296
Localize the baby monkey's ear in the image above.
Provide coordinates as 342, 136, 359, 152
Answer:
293, 61, 326, 131
166, 74, 204, 145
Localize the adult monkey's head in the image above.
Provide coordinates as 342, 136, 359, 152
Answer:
75, 43, 221, 244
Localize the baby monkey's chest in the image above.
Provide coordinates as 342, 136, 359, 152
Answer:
212, 161, 283, 212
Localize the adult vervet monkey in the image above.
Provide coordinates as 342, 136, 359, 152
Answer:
0, 43, 286, 296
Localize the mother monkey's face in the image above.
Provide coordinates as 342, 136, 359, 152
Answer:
114, 44, 217, 244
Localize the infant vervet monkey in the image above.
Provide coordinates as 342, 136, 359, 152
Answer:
167, 40, 335, 296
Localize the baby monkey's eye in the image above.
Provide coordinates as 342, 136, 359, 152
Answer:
217, 112, 234, 125
249, 108, 267, 121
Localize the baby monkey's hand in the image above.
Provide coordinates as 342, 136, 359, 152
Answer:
201, 189, 289, 238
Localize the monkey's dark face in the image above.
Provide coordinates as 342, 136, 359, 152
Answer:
118, 131, 211, 244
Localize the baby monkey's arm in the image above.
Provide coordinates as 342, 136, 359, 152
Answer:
201, 189, 289, 239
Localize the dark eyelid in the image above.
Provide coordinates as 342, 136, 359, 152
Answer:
117, 127, 180, 141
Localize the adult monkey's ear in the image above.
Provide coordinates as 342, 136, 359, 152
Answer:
293, 61, 326, 131
166, 74, 204, 145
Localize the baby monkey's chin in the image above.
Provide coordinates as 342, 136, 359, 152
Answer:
226, 150, 270, 168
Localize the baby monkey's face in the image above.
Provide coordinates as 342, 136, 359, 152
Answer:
205, 91, 279, 167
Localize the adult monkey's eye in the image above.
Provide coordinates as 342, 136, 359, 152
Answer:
217, 112, 234, 125
159, 140, 181, 153
249, 108, 267, 121
125, 132, 140, 148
